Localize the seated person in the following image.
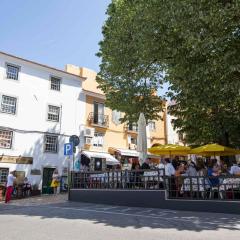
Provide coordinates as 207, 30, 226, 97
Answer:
23, 177, 31, 196
220, 163, 230, 177
207, 163, 220, 187
175, 163, 185, 192
183, 161, 198, 177
141, 159, 151, 170
164, 158, 176, 177
229, 160, 240, 176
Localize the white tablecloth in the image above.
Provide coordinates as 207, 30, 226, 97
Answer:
90, 173, 122, 182
219, 178, 240, 191
143, 171, 163, 182
181, 178, 210, 192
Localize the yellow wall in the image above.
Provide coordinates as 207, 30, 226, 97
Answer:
66, 65, 167, 151
85, 95, 128, 151
66, 65, 104, 95
149, 110, 167, 146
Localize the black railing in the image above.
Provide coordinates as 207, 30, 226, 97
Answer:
72, 169, 165, 190
88, 112, 109, 128
167, 176, 240, 201
124, 123, 138, 132
71, 171, 240, 201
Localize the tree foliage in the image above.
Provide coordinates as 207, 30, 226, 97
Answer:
97, 0, 240, 146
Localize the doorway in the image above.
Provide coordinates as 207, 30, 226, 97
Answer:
94, 102, 104, 125
42, 167, 55, 194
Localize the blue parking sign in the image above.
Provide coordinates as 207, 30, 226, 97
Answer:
64, 143, 73, 156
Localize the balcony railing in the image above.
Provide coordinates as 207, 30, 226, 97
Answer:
124, 123, 138, 132
88, 112, 109, 128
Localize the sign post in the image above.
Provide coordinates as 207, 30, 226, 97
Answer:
64, 143, 73, 200
69, 135, 80, 190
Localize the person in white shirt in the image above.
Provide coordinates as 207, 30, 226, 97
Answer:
5, 171, 16, 203
164, 159, 176, 176
164, 159, 176, 197
229, 160, 240, 176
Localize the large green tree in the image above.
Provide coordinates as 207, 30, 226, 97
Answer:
97, 0, 240, 146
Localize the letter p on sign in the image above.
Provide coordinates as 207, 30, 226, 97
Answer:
64, 143, 73, 156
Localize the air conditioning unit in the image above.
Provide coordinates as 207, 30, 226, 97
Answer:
85, 137, 92, 145
84, 127, 94, 138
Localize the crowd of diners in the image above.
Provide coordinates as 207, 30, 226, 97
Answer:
78, 156, 240, 199
152, 157, 240, 198
130, 157, 240, 177
158, 157, 240, 178
128, 157, 240, 196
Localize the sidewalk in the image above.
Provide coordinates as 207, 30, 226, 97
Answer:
0, 193, 68, 206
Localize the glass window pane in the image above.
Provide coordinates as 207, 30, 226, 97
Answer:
0, 168, 9, 183
50, 77, 61, 91
44, 135, 58, 153
47, 105, 60, 121
0, 129, 13, 149
6, 64, 19, 80
1, 95, 17, 114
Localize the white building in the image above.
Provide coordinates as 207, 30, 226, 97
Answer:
0, 52, 85, 191
166, 102, 185, 146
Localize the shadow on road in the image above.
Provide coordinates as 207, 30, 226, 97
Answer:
0, 198, 240, 232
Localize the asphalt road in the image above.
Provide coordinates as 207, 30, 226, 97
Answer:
0, 195, 240, 240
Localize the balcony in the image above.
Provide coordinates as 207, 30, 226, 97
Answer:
124, 123, 138, 133
88, 112, 109, 128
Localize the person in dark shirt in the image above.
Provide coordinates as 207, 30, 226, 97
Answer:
207, 161, 220, 187
141, 159, 151, 170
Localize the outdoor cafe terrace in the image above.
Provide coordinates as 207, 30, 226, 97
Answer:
72, 143, 240, 201
72, 168, 240, 201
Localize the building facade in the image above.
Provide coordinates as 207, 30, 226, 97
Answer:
0, 52, 85, 190
66, 65, 167, 169
0, 51, 168, 190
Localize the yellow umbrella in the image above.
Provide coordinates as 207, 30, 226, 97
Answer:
148, 144, 191, 156
189, 143, 240, 156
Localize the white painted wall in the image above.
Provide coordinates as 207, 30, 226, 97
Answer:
0, 53, 85, 188
166, 113, 183, 145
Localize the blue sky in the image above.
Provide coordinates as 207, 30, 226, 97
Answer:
0, 0, 111, 72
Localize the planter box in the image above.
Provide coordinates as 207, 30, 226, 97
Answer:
31, 190, 41, 196
0, 186, 6, 201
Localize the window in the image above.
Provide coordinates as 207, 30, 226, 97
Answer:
6, 64, 19, 80
1, 95, 17, 114
130, 137, 137, 145
0, 168, 9, 184
93, 132, 104, 147
47, 105, 60, 122
44, 135, 58, 153
0, 129, 13, 149
149, 121, 156, 131
93, 102, 105, 125
128, 123, 138, 131
50, 76, 61, 91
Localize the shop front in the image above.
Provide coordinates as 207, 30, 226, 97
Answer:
108, 148, 139, 170
80, 150, 120, 171
108, 147, 162, 169
0, 155, 33, 185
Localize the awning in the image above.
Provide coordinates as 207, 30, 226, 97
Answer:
81, 151, 120, 165
109, 147, 161, 159
108, 148, 139, 157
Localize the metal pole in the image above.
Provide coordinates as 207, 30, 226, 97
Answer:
67, 156, 70, 200
72, 150, 75, 188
